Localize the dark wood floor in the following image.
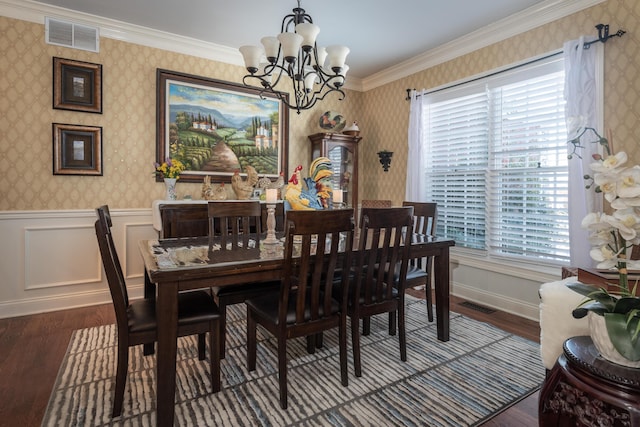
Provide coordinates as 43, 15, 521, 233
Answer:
0, 292, 540, 426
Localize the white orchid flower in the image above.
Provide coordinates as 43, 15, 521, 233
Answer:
590, 151, 628, 173
616, 165, 640, 197
611, 208, 640, 244
590, 245, 620, 269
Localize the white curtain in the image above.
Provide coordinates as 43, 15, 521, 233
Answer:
406, 89, 425, 202
564, 36, 603, 266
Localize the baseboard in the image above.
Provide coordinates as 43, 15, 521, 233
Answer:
0, 284, 143, 319
452, 282, 540, 321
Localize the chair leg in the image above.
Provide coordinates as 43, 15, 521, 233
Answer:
197, 333, 206, 360
352, 316, 362, 377
398, 302, 407, 362
112, 341, 129, 417
210, 321, 221, 393
306, 335, 316, 354
219, 301, 227, 359
362, 317, 371, 336
339, 316, 348, 387
247, 308, 257, 371
277, 335, 288, 409
389, 311, 397, 336
425, 282, 434, 322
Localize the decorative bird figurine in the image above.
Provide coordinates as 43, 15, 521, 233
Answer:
231, 166, 258, 200
284, 165, 322, 210
202, 176, 228, 200
309, 157, 334, 208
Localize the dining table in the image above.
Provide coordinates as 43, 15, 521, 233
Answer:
138, 232, 455, 427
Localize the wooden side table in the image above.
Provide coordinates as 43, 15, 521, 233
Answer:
539, 336, 640, 426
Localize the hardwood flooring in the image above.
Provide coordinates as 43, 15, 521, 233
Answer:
0, 292, 540, 426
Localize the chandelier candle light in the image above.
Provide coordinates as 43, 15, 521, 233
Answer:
239, 0, 350, 114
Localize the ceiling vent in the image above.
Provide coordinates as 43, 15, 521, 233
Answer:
45, 17, 99, 53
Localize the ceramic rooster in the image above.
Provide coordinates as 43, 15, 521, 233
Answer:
309, 157, 334, 208
201, 176, 228, 200
284, 165, 322, 210
231, 165, 258, 200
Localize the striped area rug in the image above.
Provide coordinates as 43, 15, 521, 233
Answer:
42, 297, 544, 426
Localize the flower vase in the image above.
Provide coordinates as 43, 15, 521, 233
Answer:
588, 312, 640, 368
164, 178, 177, 200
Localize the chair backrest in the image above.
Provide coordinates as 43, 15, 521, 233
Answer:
208, 200, 262, 249
95, 205, 129, 328
355, 207, 414, 303
402, 201, 437, 271
280, 209, 355, 326
160, 203, 209, 238
402, 201, 437, 237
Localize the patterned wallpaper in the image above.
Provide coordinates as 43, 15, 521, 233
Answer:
1, 0, 639, 211
361, 0, 640, 205
0, 16, 362, 210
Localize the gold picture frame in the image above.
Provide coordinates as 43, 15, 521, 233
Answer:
52, 123, 103, 176
53, 57, 102, 114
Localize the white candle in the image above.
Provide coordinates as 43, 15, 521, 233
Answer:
266, 188, 277, 203
333, 189, 343, 204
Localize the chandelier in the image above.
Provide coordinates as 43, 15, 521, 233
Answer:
239, 1, 350, 114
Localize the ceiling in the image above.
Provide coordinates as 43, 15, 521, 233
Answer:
32, 0, 550, 80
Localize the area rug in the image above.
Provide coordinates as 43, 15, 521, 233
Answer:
42, 297, 544, 426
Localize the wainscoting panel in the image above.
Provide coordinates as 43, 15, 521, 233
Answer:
0, 208, 153, 319
24, 224, 101, 290
0, 208, 554, 321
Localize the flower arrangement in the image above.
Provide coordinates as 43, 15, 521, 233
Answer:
154, 158, 185, 180
566, 125, 640, 362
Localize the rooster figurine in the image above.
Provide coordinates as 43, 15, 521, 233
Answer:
231, 165, 258, 200
284, 165, 323, 210
201, 175, 228, 200
309, 157, 334, 208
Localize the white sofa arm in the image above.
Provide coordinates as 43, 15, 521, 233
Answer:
538, 277, 590, 370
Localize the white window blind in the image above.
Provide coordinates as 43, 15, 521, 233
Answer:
422, 55, 569, 263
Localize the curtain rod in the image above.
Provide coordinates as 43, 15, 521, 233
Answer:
405, 23, 626, 101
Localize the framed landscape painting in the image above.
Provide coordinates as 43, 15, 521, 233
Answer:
156, 69, 289, 183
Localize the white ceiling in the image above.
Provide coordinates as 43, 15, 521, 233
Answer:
31, 0, 551, 80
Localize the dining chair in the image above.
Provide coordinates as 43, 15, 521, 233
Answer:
401, 201, 437, 322
245, 209, 356, 409
94, 205, 221, 417
334, 206, 414, 377
207, 200, 281, 358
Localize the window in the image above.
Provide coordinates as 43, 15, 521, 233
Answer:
422, 56, 570, 263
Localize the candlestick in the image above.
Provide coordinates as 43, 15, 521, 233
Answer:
266, 188, 277, 203
264, 202, 278, 245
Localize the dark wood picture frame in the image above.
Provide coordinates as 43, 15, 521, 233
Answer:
52, 123, 103, 176
156, 69, 289, 183
53, 57, 102, 114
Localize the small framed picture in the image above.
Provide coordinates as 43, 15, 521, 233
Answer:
52, 123, 103, 176
53, 57, 102, 113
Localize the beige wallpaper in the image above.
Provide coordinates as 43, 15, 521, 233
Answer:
361, 0, 640, 205
0, 16, 362, 210
1, 0, 640, 211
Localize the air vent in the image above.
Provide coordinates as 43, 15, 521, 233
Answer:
45, 17, 99, 53
459, 301, 496, 314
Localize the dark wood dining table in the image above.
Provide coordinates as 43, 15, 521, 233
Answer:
138, 233, 454, 427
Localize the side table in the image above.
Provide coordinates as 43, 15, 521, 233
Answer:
539, 336, 640, 426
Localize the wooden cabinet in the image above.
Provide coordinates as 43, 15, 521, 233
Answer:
308, 133, 361, 209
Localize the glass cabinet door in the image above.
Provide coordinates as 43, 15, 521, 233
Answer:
328, 145, 354, 207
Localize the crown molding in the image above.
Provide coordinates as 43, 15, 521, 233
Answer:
0, 0, 604, 93
0, 0, 242, 65
361, 0, 607, 91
